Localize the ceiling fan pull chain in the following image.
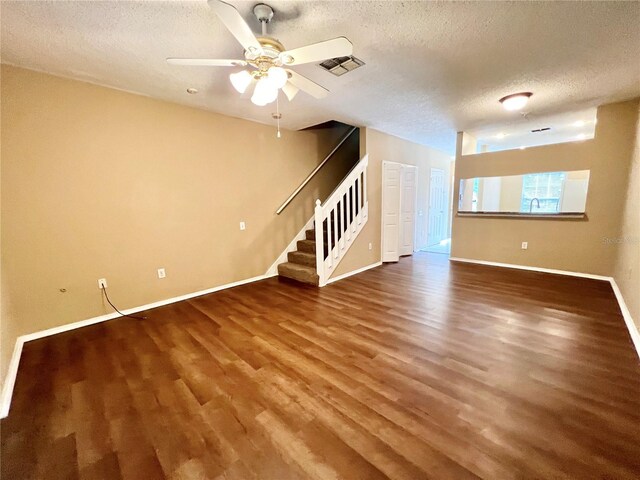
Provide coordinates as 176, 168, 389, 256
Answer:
276, 94, 281, 138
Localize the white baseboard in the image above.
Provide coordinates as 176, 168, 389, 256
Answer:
449, 256, 639, 359
0, 337, 25, 418
449, 257, 611, 281
326, 261, 382, 284
609, 278, 640, 359
0, 271, 277, 419
265, 215, 315, 277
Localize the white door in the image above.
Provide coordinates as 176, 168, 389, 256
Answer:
399, 165, 417, 256
428, 168, 446, 246
382, 162, 401, 262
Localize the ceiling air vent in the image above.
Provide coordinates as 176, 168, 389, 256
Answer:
319, 56, 365, 76
531, 127, 551, 133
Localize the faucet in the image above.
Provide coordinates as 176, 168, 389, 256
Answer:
529, 197, 540, 213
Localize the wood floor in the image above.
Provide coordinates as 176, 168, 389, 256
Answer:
2, 253, 640, 479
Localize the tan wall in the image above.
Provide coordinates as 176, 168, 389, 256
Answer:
0, 65, 355, 388
332, 128, 452, 277
613, 103, 640, 329
451, 100, 639, 276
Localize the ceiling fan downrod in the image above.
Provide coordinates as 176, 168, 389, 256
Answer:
253, 3, 274, 36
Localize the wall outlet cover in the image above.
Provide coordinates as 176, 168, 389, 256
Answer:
98, 278, 108, 289
521, 242, 528, 250
240, 221, 246, 231
157, 268, 166, 279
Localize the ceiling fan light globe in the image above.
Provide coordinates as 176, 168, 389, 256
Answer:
251, 78, 278, 106
267, 66, 288, 89
229, 70, 252, 93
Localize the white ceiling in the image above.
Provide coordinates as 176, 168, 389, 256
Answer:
2, 1, 639, 154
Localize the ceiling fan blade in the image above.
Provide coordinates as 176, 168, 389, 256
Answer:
280, 37, 353, 66
166, 58, 247, 67
281, 82, 299, 101
286, 70, 328, 99
208, 0, 263, 54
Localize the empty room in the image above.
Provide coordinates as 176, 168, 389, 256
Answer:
1, 1, 639, 479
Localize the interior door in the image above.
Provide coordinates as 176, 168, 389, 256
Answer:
382, 162, 401, 262
428, 168, 446, 246
399, 165, 417, 256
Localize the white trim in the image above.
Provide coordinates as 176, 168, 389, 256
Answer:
326, 261, 382, 284
0, 271, 277, 418
265, 215, 315, 277
449, 256, 611, 281
609, 278, 640, 359
449, 256, 639, 359
0, 337, 25, 418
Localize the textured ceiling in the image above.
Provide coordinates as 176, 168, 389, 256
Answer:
2, 1, 639, 153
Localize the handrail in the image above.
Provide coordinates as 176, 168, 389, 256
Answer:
276, 126, 358, 215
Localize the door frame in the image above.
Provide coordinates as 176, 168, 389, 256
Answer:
427, 167, 447, 247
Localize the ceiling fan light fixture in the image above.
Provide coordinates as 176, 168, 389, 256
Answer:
229, 70, 252, 93
267, 66, 288, 89
251, 77, 278, 106
499, 92, 532, 111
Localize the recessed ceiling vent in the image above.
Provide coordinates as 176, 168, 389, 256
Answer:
319, 56, 365, 76
531, 127, 551, 133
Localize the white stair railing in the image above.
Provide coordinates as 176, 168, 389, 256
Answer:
314, 154, 369, 286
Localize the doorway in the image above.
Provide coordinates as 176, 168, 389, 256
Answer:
425, 167, 450, 255
382, 161, 417, 262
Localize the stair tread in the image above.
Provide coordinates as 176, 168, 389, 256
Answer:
288, 251, 316, 267
279, 262, 316, 272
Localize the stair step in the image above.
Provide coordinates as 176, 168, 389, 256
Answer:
278, 262, 319, 286
306, 228, 331, 241
288, 251, 316, 267
297, 239, 316, 253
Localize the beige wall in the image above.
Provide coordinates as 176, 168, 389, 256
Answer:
332, 128, 452, 277
612, 103, 640, 329
451, 100, 639, 276
0, 65, 356, 388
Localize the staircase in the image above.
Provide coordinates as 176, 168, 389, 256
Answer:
277, 229, 321, 285
278, 154, 369, 286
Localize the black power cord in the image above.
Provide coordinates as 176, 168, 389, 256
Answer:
101, 286, 147, 320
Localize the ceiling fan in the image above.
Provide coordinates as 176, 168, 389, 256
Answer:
167, 0, 353, 106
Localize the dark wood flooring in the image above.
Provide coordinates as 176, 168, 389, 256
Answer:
2, 253, 640, 479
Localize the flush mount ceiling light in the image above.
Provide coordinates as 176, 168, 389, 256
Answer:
167, 1, 354, 107
499, 92, 533, 111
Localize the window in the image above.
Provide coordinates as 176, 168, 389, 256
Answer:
520, 172, 566, 213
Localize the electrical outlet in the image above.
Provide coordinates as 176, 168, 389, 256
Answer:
98, 278, 108, 289
240, 221, 246, 231
157, 268, 166, 279
369, 242, 372, 250
521, 242, 528, 250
